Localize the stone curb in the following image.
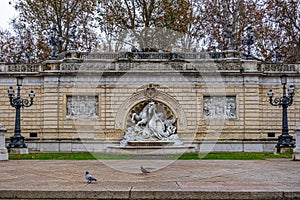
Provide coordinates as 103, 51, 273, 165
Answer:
0, 190, 300, 200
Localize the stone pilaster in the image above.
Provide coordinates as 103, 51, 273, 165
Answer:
0, 125, 8, 161
293, 125, 300, 160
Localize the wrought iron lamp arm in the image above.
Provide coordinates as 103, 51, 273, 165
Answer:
8, 87, 35, 108
285, 95, 294, 107
268, 96, 282, 106
9, 97, 18, 108
21, 98, 34, 107
9, 97, 34, 108
268, 92, 294, 107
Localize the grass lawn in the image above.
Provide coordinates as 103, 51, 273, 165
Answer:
172, 152, 292, 160
9, 152, 292, 160
9, 152, 134, 160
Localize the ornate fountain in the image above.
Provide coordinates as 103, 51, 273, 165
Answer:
120, 101, 183, 147
107, 85, 195, 155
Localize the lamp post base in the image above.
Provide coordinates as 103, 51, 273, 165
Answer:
274, 135, 295, 155
7, 134, 27, 149
275, 134, 295, 148
8, 147, 29, 154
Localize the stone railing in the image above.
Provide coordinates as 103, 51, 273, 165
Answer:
55, 61, 245, 72
86, 51, 246, 61
0, 52, 299, 73
84, 52, 120, 60
259, 63, 299, 72
0, 63, 41, 73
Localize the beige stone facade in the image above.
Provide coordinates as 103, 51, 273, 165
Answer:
0, 51, 299, 152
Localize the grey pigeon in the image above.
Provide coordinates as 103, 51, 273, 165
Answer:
140, 166, 150, 174
85, 171, 97, 183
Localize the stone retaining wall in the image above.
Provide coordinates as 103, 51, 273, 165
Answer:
0, 51, 299, 152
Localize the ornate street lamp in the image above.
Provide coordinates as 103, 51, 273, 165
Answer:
242, 26, 254, 59
268, 74, 295, 151
224, 24, 234, 50
7, 77, 35, 149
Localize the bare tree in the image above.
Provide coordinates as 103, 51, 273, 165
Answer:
7, 0, 99, 62
263, 0, 300, 62
97, 0, 200, 51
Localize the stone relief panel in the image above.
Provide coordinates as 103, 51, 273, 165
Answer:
203, 96, 236, 119
66, 95, 98, 119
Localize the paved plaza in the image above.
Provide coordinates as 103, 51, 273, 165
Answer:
0, 158, 299, 199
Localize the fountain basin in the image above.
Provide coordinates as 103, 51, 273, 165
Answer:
127, 141, 174, 146
107, 144, 196, 155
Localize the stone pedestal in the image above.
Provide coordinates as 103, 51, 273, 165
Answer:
293, 125, 300, 160
273, 134, 295, 155
274, 147, 294, 155
9, 148, 29, 154
0, 125, 8, 161
223, 50, 240, 60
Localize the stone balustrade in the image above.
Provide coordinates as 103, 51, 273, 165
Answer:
259, 63, 299, 72
0, 63, 41, 73
0, 51, 299, 74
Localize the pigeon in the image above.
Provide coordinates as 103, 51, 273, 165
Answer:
140, 166, 150, 174
85, 171, 97, 183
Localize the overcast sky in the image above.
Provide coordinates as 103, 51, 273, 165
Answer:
0, 0, 17, 30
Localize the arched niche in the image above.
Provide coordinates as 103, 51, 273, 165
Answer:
115, 90, 188, 131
